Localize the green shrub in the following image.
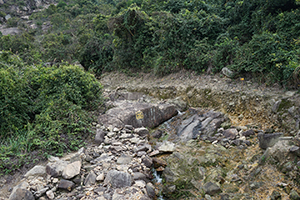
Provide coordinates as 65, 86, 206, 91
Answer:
0, 60, 104, 173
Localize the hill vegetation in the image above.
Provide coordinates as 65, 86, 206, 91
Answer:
0, 0, 300, 173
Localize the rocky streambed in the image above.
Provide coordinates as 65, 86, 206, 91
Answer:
2, 71, 300, 200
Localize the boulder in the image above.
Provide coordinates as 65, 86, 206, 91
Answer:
95, 129, 106, 144
258, 132, 283, 149
203, 181, 222, 196
158, 141, 176, 153
104, 170, 133, 188
58, 179, 75, 191
62, 161, 81, 179
46, 159, 68, 178
84, 171, 97, 186
98, 101, 178, 128
24, 165, 46, 177
9, 188, 34, 200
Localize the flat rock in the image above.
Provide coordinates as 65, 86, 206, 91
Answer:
223, 129, 238, 140
134, 127, 149, 137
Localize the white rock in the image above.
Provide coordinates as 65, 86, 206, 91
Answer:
46, 190, 55, 200
25, 165, 46, 177
62, 161, 82, 179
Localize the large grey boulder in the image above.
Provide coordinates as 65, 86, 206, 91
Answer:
104, 170, 133, 188
98, 102, 178, 128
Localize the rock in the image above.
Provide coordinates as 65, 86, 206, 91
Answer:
203, 181, 221, 196
95, 129, 106, 144
84, 171, 97, 186
221, 67, 234, 78
9, 188, 34, 200
104, 170, 132, 188
98, 102, 178, 128
46, 159, 68, 177
152, 157, 167, 169
152, 129, 163, 138
146, 182, 156, 198
46, 190, 55, 200
223, 129, 238, 140
264, 140, 291, 163
24, 165, 46, 177
258, 132, 284, 149
62, 161, 81, 179
290, 189, 300, 200
270, 190, 281, 200
177, 114, 202, 140
241, 129, 255, 137
158, 141, 176, 153
96, 173, 105, 181
142, 156, 153, 168
133, 172, 148, 182
134, 127, 149, 137
272, 100, 282, 113
289, 146, 300, 156
117, 154, 132, 164
58, 179, 75, 191
167, 96, 187, 111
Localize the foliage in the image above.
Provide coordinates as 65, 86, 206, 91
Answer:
0, 53, 103, 173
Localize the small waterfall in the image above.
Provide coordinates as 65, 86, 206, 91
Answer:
152, 168, 164, 200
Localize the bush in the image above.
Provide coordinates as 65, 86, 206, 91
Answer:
0, 60, 104, 173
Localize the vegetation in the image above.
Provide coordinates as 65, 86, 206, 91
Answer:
0, 0, 300, 172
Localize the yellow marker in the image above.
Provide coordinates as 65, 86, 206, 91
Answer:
240, 78, 244, 81
136, 110, 144, 120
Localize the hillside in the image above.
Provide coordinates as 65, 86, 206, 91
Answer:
0, 0, 300, 174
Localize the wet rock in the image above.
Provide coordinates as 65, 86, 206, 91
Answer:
95, 129, 106, 144
9, 188, 34, 200
84, 171, 97, 186
24, 165, 46, 177
223, 129, 238, 140
203, 181, 221, 195
58, 179, 75, 191
258, 132, 283, 149
158, 141, 175, 153
98, 102, 178, 128
62, 161, 81, 179
177, 114, 202, 140
290, 189, 300, 200
104, 170, 132, 188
